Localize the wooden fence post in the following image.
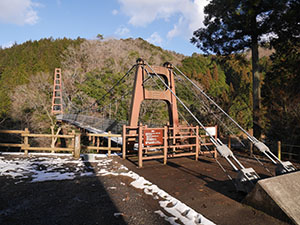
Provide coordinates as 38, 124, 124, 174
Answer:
51, 126, 55, 153
71, 130, 75, 148
96, 137, 100, 153
278, 141, 281, 160
122, 125, 126, 159
195, 126, 199, 161
74, 134, 81, 159
138, 125, 143, 168
214, 125, 218, 158
92, 136, 95, 146
108, 131, 111, 156
24, 128, 29, 156
163, 126, 168, 165
250, 142, 253, 157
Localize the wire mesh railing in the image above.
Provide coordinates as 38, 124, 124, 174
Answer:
59, 114, 126, 134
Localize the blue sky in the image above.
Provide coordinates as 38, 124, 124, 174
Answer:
0, 0, 209, 56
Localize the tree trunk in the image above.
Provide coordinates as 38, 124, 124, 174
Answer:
251, 35, 261, 139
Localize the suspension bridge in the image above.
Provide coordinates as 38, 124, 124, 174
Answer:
50, 58, 300, 223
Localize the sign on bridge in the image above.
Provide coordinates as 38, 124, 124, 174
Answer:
144, 129, 164, 146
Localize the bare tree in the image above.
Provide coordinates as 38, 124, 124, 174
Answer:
10, 72, 55, 132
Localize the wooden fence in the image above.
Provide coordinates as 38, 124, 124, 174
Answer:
0, 129, 122, 158
0, 129, 80, 158
0, 129, 24, 148
84, 132, 122, 156
123, 125, 202, 167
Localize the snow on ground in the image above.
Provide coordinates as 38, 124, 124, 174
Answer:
0, 153, 215, 225
0, 154, 93, 183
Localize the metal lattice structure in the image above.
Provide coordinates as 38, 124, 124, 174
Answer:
51, 68, 63, 115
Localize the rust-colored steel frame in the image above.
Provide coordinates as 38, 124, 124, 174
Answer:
128, 59, 179, 128
123, 60, 217, 166
51, 68, 63, 115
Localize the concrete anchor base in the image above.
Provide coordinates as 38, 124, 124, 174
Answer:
243, 171, 300, 224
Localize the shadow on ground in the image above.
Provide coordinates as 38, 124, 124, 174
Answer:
0, 159, 127, 225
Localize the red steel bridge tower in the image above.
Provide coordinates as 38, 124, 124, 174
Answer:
51, 68, 63, 115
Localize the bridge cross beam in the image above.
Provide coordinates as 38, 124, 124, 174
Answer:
128, 59, 179, 128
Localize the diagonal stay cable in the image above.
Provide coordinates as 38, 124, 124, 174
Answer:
143, 64, 236, 184
173, 65, 257, 143
74, 64, 136, 114
95, 64, 136, 107
146, 62, 260, 187
95, 88, 133, 115
173, 71, 246, 147
173, 66, 273, 177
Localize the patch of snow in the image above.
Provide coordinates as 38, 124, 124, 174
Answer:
155, 210, 180, 225
0, 155, 96, 183
1, 152, 73, 157
94, 158, 215, 225
0, 154, 215, 225
113, 212, 124, 217
0, 159, 32, 178
31, 172, 75, 182
108, 187, 117, 190
80, 172, 94, 176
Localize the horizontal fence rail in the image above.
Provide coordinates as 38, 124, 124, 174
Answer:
0, 129, 80, 158
84, 132, 122, 156
0, 129, 24, 149
0, 128, 124, 158
122, 125, 218, 167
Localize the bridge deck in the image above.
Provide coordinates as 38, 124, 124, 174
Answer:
57, 114, 124, 145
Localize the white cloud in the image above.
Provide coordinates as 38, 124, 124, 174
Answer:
0, 0, 40, 25
167, 16, 184, 39
118, 0, 208, 39
146, 32, 163, 46
115, 26, 130, 36
112, 9, 118, 15
1, 41, 14, 49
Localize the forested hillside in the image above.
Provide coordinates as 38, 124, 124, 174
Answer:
0, 37, 299, 155
0, 37, 83, 118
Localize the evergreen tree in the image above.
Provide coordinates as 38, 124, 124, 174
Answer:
191, 0, 284, 139
0, 37, 83, 119
262, 0, 300, 154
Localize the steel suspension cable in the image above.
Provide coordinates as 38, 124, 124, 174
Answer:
144, 64, 236, 184
72, 64, 136, 114
173, 65, 257, 143
60, 79, 82, 113
144, 62, 216, 142
96, 88, 133, 115
145, 62, 257, 182
173, 66, 277, 176
96, 64, 136, 107
173, 71, 246, 147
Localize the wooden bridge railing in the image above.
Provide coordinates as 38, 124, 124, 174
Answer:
0, 129, 123, 158
123, 125, 201, 167
0, 129, 24, 148
85, 132, 122, 156
0, 129, 81, 158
